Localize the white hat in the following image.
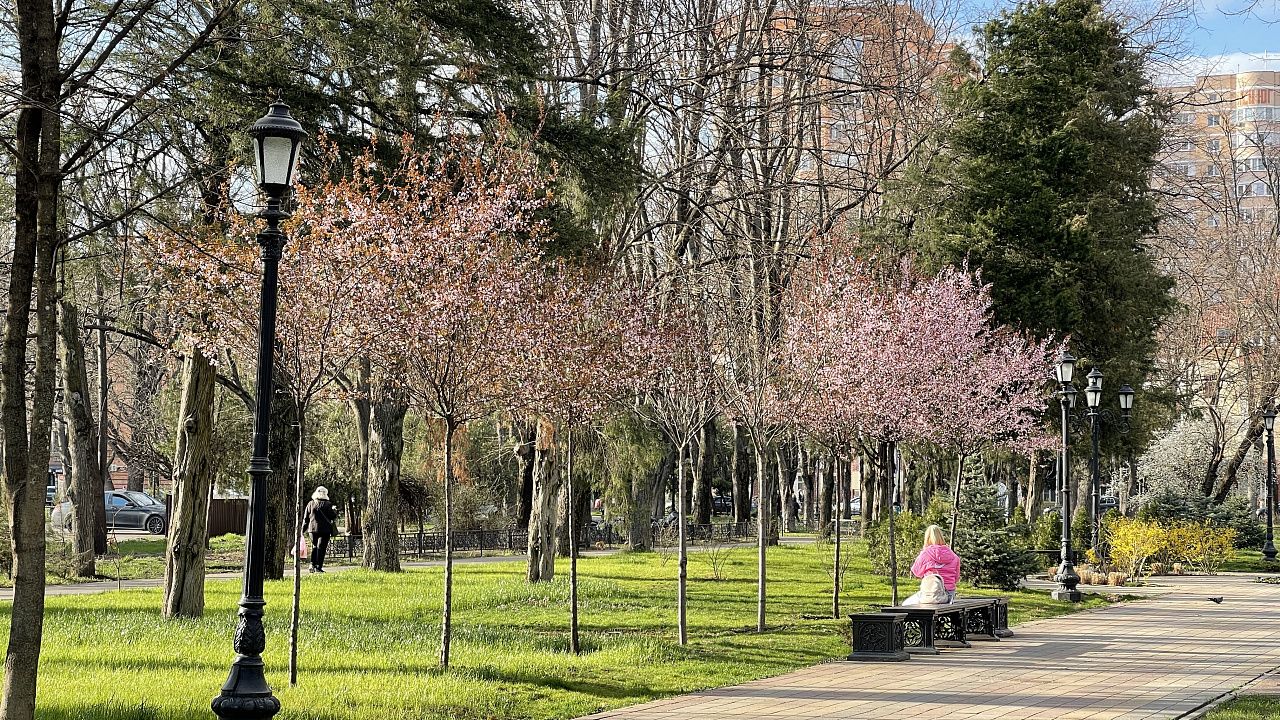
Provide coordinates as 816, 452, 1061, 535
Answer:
312, 486, 329, 500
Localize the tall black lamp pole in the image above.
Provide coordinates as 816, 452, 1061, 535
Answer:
1264, 408, 1277, 563
212, 102, 306, 720
1052, 351, 1082, 602
1085, 368, 1102, 553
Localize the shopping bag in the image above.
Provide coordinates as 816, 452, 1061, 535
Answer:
290, 535, 309, 559
902, 573, 949, 606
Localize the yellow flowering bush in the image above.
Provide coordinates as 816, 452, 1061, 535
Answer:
1104, 517, 1165, 578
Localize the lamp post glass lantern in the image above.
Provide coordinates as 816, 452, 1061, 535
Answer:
1264, 408, 1277, 562
211, 102, 306, 720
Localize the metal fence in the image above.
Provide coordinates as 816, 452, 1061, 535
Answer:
330, 521, 763, 560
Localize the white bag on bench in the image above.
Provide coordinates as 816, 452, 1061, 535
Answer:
903, 573, 949, 606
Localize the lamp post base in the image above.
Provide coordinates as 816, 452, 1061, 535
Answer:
1050, 588, 1082, 603
1263, 543, 1277, 562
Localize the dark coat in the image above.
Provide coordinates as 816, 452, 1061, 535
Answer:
303, 498, 339, 536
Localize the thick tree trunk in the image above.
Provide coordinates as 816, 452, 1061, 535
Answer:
627, 446, 670, 550
860, 454, 873, 526
817, 454, 832, 535
346, 358, 372, 536
441, 418, 457, 668
1024, 449, 1045, 523
527, 420, 559, 582
731, 421, 751, 523
57, 300, 106, 573
162, 353, 216, 619
691, 421, 714, 525
264, 384, 298, 580
776, 444, 795, 533
1217, 417, 1263, 503
3, 1, 59, 709
514, 416, 536, 529
364, 399, 407, 572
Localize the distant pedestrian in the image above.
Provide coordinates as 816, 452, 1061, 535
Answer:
302, 486, 339, 573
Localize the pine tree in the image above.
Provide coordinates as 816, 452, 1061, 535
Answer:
912, 0, 1174, 381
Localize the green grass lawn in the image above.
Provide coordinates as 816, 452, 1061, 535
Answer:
1205, 696, 1280, 718
1222, 550, 1280, 574
12, 542, 1110, 720
25, 535, 247, 587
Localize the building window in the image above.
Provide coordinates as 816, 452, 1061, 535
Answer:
1208, 139, 1221, 152
1208, 92, 1220, 102
1255, 181, 1270, 196
1178, 139, 1193, 151
1237, 183, 1253, 197
1206, 214, 1220, 228
1207, 164, 1221, 177
1208, 114, 1221, 126
1175, 112, 1195, 124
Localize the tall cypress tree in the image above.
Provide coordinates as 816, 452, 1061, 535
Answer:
914, 0, 1173, 381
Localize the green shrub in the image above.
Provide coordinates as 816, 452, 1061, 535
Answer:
951, 480, 1038, 590
955, 527, 1040, 591
864, 510, 924, 578
1207, 496, 1265, 549
1031, 510, 1061, 550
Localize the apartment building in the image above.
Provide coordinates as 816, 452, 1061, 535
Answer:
1160, 68, 1280, 230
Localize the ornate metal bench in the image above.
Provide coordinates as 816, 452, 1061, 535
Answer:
847, 612, 911, 662
880, 597, 1006, 654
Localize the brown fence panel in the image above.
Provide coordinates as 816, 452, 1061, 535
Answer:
207, 499, 248, 538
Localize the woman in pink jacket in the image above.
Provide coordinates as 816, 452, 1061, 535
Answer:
910, 525, 961, 602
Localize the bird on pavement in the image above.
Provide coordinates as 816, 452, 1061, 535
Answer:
1208, 597, 1224, 604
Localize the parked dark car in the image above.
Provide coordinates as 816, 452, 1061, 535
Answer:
1099, 496, 1119, 509
51, 490, 169, 535
711, 495, 733, 515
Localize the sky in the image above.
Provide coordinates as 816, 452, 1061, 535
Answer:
953, 0, 1278, 80
1188, 0, 1279, 58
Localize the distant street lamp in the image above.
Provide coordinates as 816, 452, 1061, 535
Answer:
212, 102, 306, 720
1264, 408, 1277, 563
1052, 351, 1082, 603
1084, 369, 1135, 553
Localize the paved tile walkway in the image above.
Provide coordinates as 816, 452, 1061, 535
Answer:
581, 573, 1280, 720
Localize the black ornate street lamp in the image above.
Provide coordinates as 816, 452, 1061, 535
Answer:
1052, 351, 1082, 603
1083, 372, 1135, 552
212, 102, 306, 720
1264, 408, 1277, 563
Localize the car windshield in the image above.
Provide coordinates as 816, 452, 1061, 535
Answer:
124, 491, 160, 506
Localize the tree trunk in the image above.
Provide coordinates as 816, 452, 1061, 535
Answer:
677, 439, 688, 645
776, 444, 795, 533
860, 454, 873, 526
346, 358, 372, 537
162, 353, 216, 619
833, 450, 842, 619
514, 416, 536, 529
289, 412, 308, 684
567, 429, 580, 654
817, 453, 832, 536
57, 300, 106, 574
440, 417, 457, 668
2, 0, 59, 709
627, 446, 670, 550
364, 398, 406, 572
264, 384, 298, 580
1216, 416, 1263, 503
95, 286, 110, 493
1025, 449, 1044, 523
731, 421, 751, 523
754, 440, 770, 632
527, 420, 559, 582
949, 453, 966, 546
691, 421, 713, 525
884, 441, 899, 606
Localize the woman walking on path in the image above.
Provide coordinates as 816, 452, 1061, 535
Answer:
303, 486, 339, 573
